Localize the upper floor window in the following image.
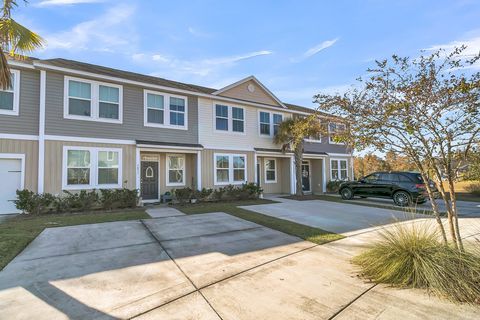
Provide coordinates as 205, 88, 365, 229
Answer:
329, 122, 346, 144
214, 153, 247, 185
144, 90, 188, 130
306, 132, 322, 143
215, 104, 245, 133
64, 76, 123, 123
259, 111, 283, 137
0, 69, 20, 116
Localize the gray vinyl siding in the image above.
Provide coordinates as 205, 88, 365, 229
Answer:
44, 71, 199, 143
304, 140, 351, 154
0, 68, 39, 135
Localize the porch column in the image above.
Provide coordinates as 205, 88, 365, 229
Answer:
254, 153, 258, 185
135, 148, 141, 191
322, 158, 327, 193
196, 151, 202, 190
290, 155, 296, 195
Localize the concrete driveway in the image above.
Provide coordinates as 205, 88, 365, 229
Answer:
1, 212, 479, 319
242, 197, 432, 235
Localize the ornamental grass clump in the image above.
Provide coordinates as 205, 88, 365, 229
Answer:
353, 222, 480, 304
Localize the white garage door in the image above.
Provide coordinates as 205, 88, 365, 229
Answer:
0, 159, 22, 214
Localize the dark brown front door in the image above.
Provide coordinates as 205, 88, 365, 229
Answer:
141, 161, 158, 200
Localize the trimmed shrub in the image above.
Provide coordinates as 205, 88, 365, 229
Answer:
353, 222, 480, 304
15, 188, 139, 214
326, 180, 343, 193
174, 187, 194, 204
465, 182, 480, 196
173, 183, 263, 205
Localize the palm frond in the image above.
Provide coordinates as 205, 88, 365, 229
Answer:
0, 46, 12, 90
0, 18, 44, 55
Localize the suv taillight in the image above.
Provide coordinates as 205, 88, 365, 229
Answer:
415, 184, 426, 189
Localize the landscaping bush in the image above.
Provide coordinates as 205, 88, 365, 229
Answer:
465, 182, 480, 196
173, 183, 263, 204
15, 188, 139, 214
353, 222, 480, 304
326, 180, 343, 193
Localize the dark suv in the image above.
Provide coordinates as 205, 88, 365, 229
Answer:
338, 171, 436, 206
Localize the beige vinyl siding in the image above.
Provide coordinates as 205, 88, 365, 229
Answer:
201, 149, 255, 189
44, 71, 199, 143
198, 97, 292, 150
140, 152, 196, 195
44, 140, 136, 194
309, 158, 324, 194
0, 138, 38, 192
0, 68, 40, 135
258, 157, 291, 194
217, 79, 281, 107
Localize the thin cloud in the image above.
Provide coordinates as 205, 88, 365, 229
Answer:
291, 38, 339, 62
424, 33, 480, 69
188, 27, 213, 38
36, 0, 104, 7
42, 4, 137, 52
203, 50, 273, 64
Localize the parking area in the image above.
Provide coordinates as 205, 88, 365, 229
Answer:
1, 211, 479, 319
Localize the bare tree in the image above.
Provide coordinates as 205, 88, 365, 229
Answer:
315, 47, 480, 249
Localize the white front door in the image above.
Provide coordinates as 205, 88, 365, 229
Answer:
0, 159, 22, 214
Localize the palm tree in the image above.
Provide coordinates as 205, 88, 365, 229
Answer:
0, 0, 44, 89
274, 114, 322, 196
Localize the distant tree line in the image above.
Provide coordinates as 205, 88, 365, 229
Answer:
353, 151, 416, 178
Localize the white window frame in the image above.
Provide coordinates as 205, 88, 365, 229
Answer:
62, 146, 123, 190
0, 69, 20, 116
166, 154, 186, 187
143, 89, 188, 130
63, 76, 123, 124
328, 122, 346, 145
330, 158, 348, 181
213, 103, 246, 135
258, 110, 283, 138
264, 158, 277, 183
214, 153, 247, 185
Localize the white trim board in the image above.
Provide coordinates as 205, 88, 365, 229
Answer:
0, 134, 39, 141
45, 135, 135, 145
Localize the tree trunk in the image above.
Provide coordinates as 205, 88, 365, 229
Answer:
422, 175, 448, 244
446, 177, 464, 251
433, 179, 459, 249
294, 143, 304, 196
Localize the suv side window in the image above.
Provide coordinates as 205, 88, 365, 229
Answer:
398, 174, 412, 182
379, 173, 397, 181
364, 173, 380, 183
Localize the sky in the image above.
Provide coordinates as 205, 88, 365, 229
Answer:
16, 0, 480, 108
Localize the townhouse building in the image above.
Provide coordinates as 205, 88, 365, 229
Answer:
0, 57, 353, 214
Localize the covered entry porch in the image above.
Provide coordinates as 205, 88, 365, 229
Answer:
135, 140, 202, 203
302, 153, 327, 194
254, 148, 294, 195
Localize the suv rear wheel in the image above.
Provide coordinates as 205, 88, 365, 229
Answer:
393, 191, 411, 207
340, 187, 354, 200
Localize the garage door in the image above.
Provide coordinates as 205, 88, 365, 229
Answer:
0, 159, 22, 214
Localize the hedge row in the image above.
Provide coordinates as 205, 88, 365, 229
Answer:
15, 189, 139, 215
173, 183, 263, 204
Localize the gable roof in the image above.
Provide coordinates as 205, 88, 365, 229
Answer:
212, 76, 287, 109
8, 55, 336, 117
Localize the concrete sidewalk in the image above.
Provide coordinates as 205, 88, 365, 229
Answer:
0, 212, 478, 319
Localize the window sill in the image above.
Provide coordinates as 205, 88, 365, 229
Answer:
214, 181, 247, 186
265, 180, 277, 184
166, 182, 186, 187
214, 129, 246, 135
64, 114, 123, 124
62, 184, 121, 190
144, 122, 188, 130
0, 109, 19, 116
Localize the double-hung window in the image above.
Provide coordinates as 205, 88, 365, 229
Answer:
329, 122, 346, 144
330, 159, 348, 180
214, 154, 247, 184
306, 132, 322, 142
63, 147, 122, 189
166, 154, 185, 186
144, 90, 188, 129
215, 104, 245, 133
265, 159, 277, 183
259, 111, 283, 137
215, 104, 229, 131
65, 77, 122, 123
0, 69, 20, 115
259, 111, 270, 135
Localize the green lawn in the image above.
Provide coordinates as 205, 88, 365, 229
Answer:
284, 194, 439, 215
175, 199, 343, 245
0, 209, 149, 270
